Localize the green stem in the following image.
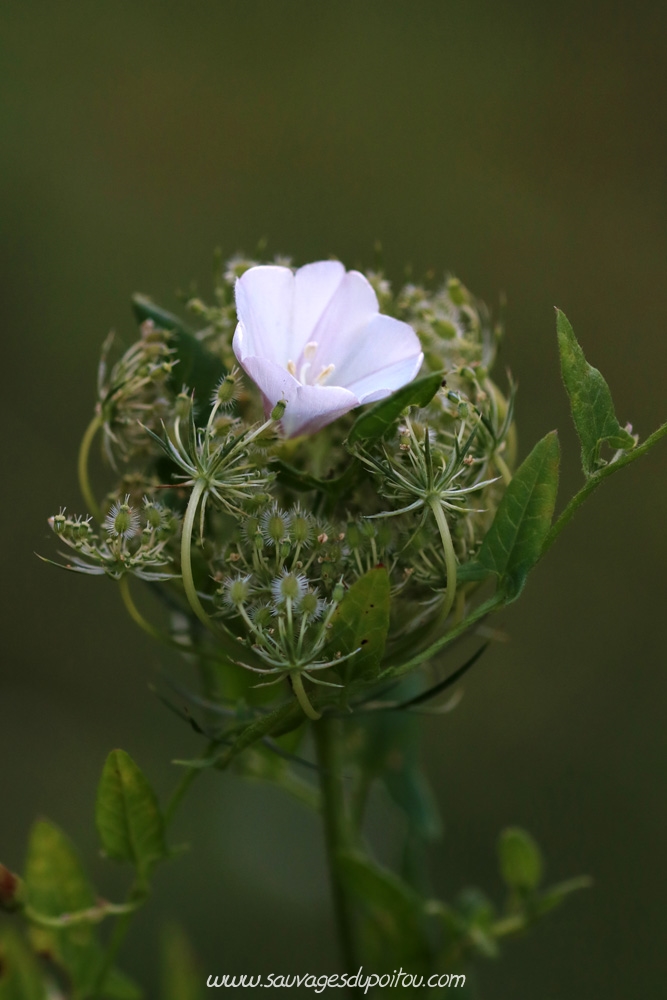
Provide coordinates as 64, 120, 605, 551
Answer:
90, 883, 145, 998
78, 413, 103, 521
118, 575, 164, 642
181, 479, 213, 631
541, 420, 667, 558
428, 498, 458, 620
291, 671, 321, 721
313, 715, 359, 986
163, 765, 202, 827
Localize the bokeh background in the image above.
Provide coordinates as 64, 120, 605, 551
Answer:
2, 2, 666, 996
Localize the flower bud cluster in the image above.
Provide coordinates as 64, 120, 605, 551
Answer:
96, 320, 176, 466
47, 497, 179, 580
48, 253, 517, 717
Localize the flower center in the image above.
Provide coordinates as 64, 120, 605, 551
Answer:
286, 342, 336, 386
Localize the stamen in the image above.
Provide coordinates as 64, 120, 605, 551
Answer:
303, 341, 318, 360
287, 360, 296, 376
315, 363, 335, 385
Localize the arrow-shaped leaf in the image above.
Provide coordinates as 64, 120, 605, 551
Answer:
556, 309, 634, 477
95, 750, 167, 880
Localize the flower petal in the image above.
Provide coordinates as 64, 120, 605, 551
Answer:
238, 353, 358, 437
234, 265, 294, 366
333, 313, 424, 398
307, 270, 379, 371
293, 260, 346, 355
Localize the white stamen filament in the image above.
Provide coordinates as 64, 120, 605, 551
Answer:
315, 363, 335, 385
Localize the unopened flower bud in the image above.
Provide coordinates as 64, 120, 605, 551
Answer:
214, 371, 240, 408
332, 582, 345, 603
272, 571, 307, 604
175, 391, 193, 420
270, 399, 287, 421
224, 575, 252, 606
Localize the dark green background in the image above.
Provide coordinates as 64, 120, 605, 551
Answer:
2, 2, 666, 996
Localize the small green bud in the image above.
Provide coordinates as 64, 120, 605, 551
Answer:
224, 575, 252, 607
447, 277, 469, 306
332, 582, 345, 603
261, 506, 291, 546
345, 522, 362, 548
175, 391, 193, 420
214, 370, 240, 407
291, 509, 314, 545
49, 511, 67, 535
143, 500, 163, 530
271, 398, 287, 421
272, 571, 307, 604
104, 496, 140, 539
300, 592, 322, 619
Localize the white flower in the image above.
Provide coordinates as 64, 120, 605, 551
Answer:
233, 261, 424, 437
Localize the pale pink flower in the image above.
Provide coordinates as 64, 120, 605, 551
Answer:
233, 261, 424, 437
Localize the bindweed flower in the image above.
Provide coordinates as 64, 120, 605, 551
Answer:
233, 261, 424, 437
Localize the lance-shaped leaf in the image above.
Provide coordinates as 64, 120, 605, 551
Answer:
0, 926, 45, 1000
132, 294, 225, 408
95, 750, 167, 880
325, 567, 391, 682
347, 370, 444, 446
476, 431, 560, 601
556, 309, 635, 477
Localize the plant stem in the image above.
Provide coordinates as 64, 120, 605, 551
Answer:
78, 413, 103, 521
118, 575, 164, 642
181, 478, 213, 631
541, 420, 667, 558
291, 671, 321, 720
313, 715, 359, 985
428, 498, 457, 621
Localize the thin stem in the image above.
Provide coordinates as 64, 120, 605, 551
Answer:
181, 478, 218, 634
291, 671, 321, 721
541, 420, 667, 558
118, 575, 163, 642
313, 715, 359, 986
428, 498, 457, 620
91, 883, 145, 998
164, 761, 203, 826
78, 413, 103, 521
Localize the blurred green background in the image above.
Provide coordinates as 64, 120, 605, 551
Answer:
2, 1, 666, 995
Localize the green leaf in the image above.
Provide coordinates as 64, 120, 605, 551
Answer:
338, 851, 432, 965
0, 927, 46, 1000
132, 294, 225, 408
325, 568, 391, 682
476, 431, 560, 601
556, 309, 635, 477
161, 924, 202, 1000
24, 820, 100, 992
95, 750, 168, 879
498, 827, 543, 892
347, 371, 444, 446
535, 875, 593, 916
